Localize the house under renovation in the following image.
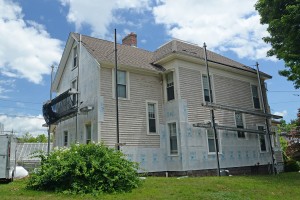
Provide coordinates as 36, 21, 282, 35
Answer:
43, 32, 283, 175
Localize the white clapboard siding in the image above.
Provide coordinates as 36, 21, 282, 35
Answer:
100, 67, 163, 147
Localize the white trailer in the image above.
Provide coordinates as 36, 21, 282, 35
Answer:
0, 134, 17, 182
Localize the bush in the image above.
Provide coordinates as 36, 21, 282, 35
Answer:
27, 143, 141, 194
284, 159, 300, 172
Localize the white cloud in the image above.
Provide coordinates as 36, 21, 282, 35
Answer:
0, 114, 47, 136
0, 79, 15, 98
274, 110, 288, 117
152, 0, 275, 60
0, 0, 63, 84
59, 0, 151, 38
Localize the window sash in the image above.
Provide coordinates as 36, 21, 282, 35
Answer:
202, 75, 213, 102
148, 103, 156, 133
73, 47, 78, 68
86, 124, 91, 144
207, 129, 220, 153
116, 70, 127, 98
169, 123, 177, 154
71, 80, 77, 106
64, 131, 68, 146
252, 85, 260, 109
117, 84, 126, 98
258, 126, 267, 151
166, 72, 175, 101
235, 112, 245, 138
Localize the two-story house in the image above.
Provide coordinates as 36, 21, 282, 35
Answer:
43, 32, 282, 175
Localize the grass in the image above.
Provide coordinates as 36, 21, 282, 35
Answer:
1, 172, 300, 200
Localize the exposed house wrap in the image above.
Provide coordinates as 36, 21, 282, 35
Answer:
45, 32, 283, 175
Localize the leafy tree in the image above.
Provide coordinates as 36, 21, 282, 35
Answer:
255, 0, 300, 88
18, 133, 51, 143
18, 132, 37, 143
35, 134, 48, 143
27, 143, 141, 194
278, 109, 300, 163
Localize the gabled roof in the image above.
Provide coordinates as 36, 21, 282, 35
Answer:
53, 33, 271, 91
72, 33, 164, 72
73, 33, 270, 78
152, 39, 271, 78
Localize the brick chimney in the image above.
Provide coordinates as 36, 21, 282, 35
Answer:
122, 32, 137, 47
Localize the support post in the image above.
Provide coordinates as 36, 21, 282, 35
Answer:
203, 43, 221, 176
114, 29, 120, 150
47, 65, 54, 155
255, 62, 275, 174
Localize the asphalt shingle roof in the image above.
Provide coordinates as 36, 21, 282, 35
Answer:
73, 33, 164, 72
72, 33, 270, 78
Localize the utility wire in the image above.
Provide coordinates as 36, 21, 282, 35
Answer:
0, 113, 44, 119
269, 100, 299, 104
0, 106, 41, 112
268, 91, 300, 93
0, 98, 42, 105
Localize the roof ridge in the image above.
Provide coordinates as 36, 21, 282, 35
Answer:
72, 32, 154, 54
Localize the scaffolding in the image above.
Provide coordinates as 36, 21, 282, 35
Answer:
193, 44, 282, 176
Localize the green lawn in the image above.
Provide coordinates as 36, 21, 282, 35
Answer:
1, 172, 300, 200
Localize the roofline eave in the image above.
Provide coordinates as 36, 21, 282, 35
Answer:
52, 33, 78, 92
153, 52, 272, 80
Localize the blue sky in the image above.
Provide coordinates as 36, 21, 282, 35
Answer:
0, 0, 299, 136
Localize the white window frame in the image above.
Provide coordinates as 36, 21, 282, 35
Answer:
165, 71, 175, 102
234, 112, 247, 139
251, 84, 261, 110
257, 124, 268, 153
168, 122, 178, 156
73, 46, 78, 69
85, 122, 92, 144
112, 69, 130, 100
201, 74, 215, 103
71, 77, 78, 107
63, 131, 68, 147
146, 100, 159, 135
205, 120, 221, 155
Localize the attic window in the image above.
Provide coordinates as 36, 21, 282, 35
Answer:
73, 46, 78, 68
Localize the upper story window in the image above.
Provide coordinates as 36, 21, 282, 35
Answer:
117, 70, 127, 98
73, 46, 78, 68
258, 125, 267, 152
235, 112, 246, 139
251, 85, 261, 109
169, 122, 178, 155
166, 72, 174, 101
146, 101, 158, 134
71, 78, 77, 106
202, 74, 213, 102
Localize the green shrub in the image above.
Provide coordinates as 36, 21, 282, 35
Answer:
27, 143, 141, 194
284, 159, 300, 172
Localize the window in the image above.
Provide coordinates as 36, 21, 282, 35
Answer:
258, 126, 267, 152
117, 70, 127, 98
86, 124, 91, 144
166, 72, 174, 101
235, 112, 245, 138
207, 128, 220, 153
71, 79, 77, 106
202, 74, 213, 102
147, 102, 158, 134
169, 123, 178, 154
73, 46, 78, 68
63, 131, 68, 146
251, 85, 260, 109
